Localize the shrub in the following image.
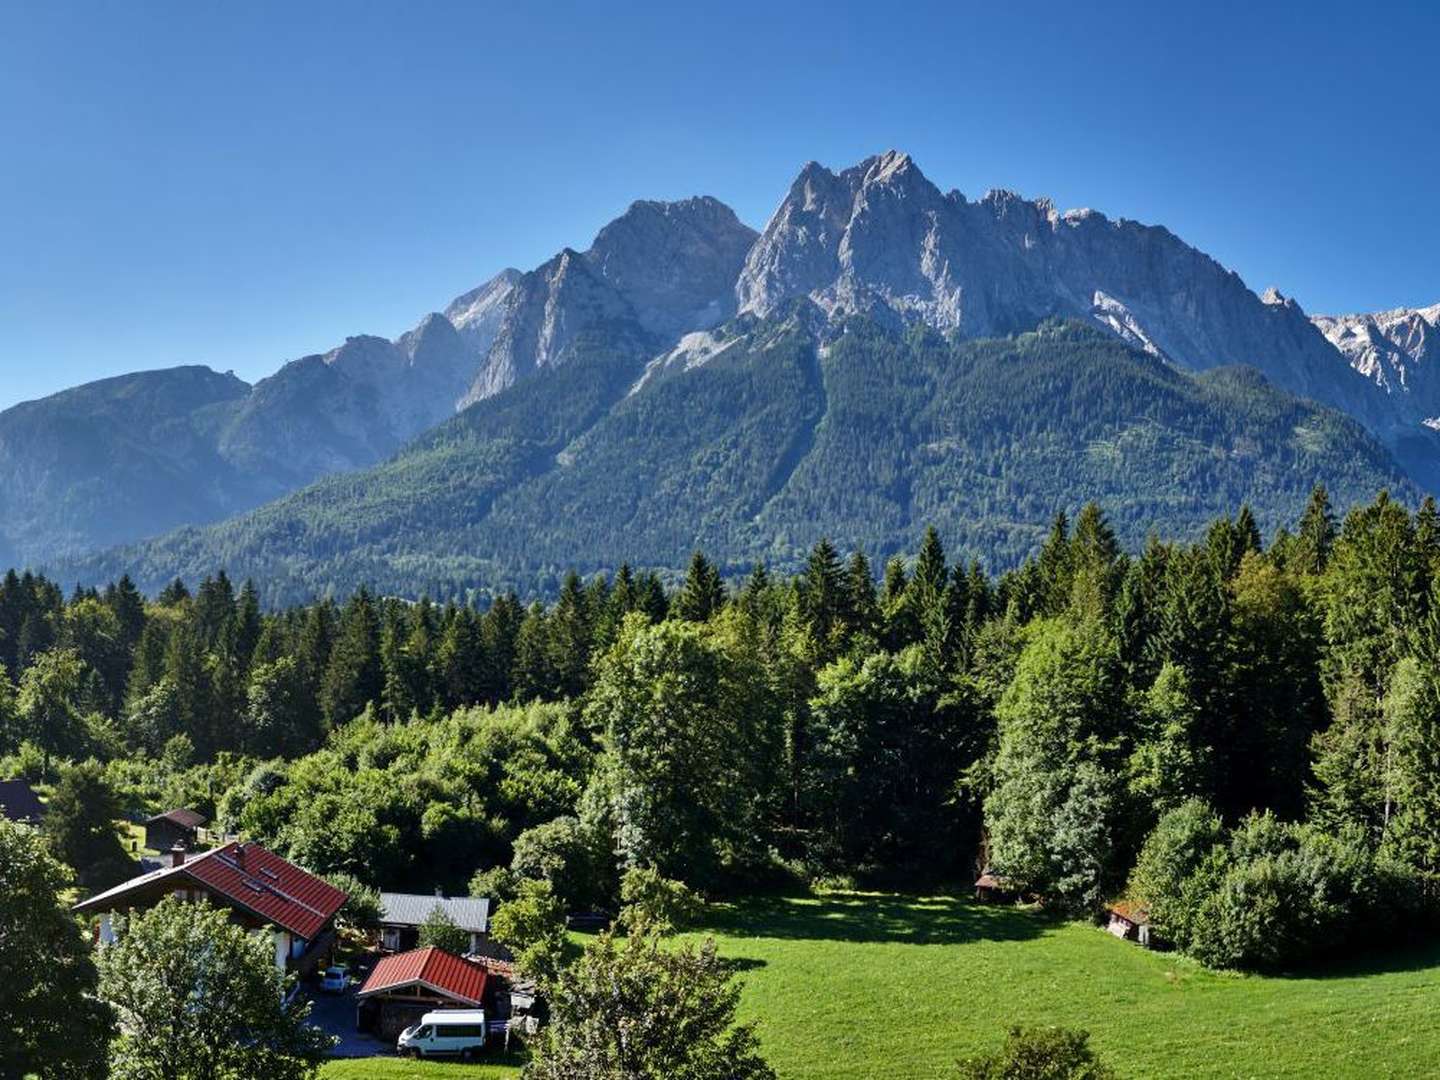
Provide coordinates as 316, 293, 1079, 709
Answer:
619, 866, 701, 933
956, 1025, 1115, 1080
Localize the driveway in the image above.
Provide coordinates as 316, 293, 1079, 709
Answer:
304, 985, 393, 1058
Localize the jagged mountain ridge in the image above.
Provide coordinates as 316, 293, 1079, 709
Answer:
735, 152, 1396, 434
7, 150, 1438, 576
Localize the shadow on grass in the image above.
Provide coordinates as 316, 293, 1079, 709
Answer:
700, 892, 1051, 947
1269, 931, 1440, 981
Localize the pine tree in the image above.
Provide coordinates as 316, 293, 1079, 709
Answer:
674, 551, 726, 622
844, 550, 879, 641
550, 571, 593, 699
479, 594, 522, 703
156, 578, 191, 606
1036, 511, 1073, 615
797, 539, 847, 654
1294, 484, 1336, 575
319, 588, 382, 728
229, 580, 263, 672
104, 574, 148, 657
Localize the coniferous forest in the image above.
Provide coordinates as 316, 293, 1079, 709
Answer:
4, 486, 1439, 974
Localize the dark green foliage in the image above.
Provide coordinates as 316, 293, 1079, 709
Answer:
524, 926, 775, 1080
43, 761, 135, 889
417, 904, 471, 954
956, 1025, 1115, 1080
1128, 809, 1420, 971
0, 818, 114, 1080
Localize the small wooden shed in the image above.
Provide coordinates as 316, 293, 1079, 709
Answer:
973, 870, 1013, 903
144, 808, 205, 852
1106, 901, 1153, 947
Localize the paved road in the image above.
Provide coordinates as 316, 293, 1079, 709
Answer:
305, 986, 393, 1058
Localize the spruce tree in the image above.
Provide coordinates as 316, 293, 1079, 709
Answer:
319, 588, 382, 728
674, 551, 726, 622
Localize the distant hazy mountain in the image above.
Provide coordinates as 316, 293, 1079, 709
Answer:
13, 151, 1440, 588
0, 367, 256, 566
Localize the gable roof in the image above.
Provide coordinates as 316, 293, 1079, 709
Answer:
74, 841, 346, 940
146, 808, 206, 829
379, 893, 490, 934
0, 779, 44, 824
358, 946, 488, 1006
1107, 900, 1150, 925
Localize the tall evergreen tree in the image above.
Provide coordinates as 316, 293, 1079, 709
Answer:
673, 551, 726, 623
319, 588, 382, 728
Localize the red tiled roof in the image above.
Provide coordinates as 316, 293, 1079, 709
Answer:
74, 841, 346, 941
185, 842, 346, 940
358, 947, 489, 1006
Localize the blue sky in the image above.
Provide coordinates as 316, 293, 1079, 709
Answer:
2, 0, 1436, 409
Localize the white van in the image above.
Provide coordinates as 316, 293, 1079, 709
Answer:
396, 1009, 488, 1059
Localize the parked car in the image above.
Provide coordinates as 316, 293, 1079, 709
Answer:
397, 1009, 488, 1060
319, 965, 349, 993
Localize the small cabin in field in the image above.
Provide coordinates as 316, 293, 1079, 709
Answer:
973, 870, 1014, 903
1106, 901, 1152, 947
144, 808, 206, 852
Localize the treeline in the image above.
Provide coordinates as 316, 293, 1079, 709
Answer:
6, 486, 1440, 971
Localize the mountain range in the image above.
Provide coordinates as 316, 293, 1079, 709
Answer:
10, 151, 1437, 599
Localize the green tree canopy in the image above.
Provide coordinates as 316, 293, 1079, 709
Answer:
98, 897, 332, 1080
0, 818, 113, 1080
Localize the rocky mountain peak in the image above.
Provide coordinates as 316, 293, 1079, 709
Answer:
444, 269, 521, 352
459, 194, 759, 406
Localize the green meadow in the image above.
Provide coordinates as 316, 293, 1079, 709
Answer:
320, 892, 1440, 1079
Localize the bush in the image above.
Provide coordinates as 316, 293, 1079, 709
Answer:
511, 815, 603, 910
490, 879, 568, 983
956, 1025, 1115, 1080
469, 864, 520, 904
1125, 799, 1225, 948
1131, 809, 1424, 971
324, 872, 381, 935
619, 866, 701, 933
417, 905, 470, 955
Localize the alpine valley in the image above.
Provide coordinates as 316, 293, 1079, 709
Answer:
19, 152, 1439, 602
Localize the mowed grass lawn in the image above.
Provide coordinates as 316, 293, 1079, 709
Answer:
694, 893, 1440, 1080
319, 1059, 518, 1079
319, 892, 1440, 1080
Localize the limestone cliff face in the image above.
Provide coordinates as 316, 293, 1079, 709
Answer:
459, 197, 757, 406
1313, 303, 1440, 415
735, 151, 1380, 431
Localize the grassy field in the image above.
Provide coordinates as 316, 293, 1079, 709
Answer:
318, 892, 1440, 1079
693, 893, 1440, 1079
319, 1060, 518, 1079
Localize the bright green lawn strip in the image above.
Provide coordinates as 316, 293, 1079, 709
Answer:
318, 1058, 520, 1079
688, 892, 1440, 1080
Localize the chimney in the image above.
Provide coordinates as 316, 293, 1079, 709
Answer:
169, 843, 187, 869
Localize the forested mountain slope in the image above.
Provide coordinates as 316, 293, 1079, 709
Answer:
60, 318, 1417, 603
